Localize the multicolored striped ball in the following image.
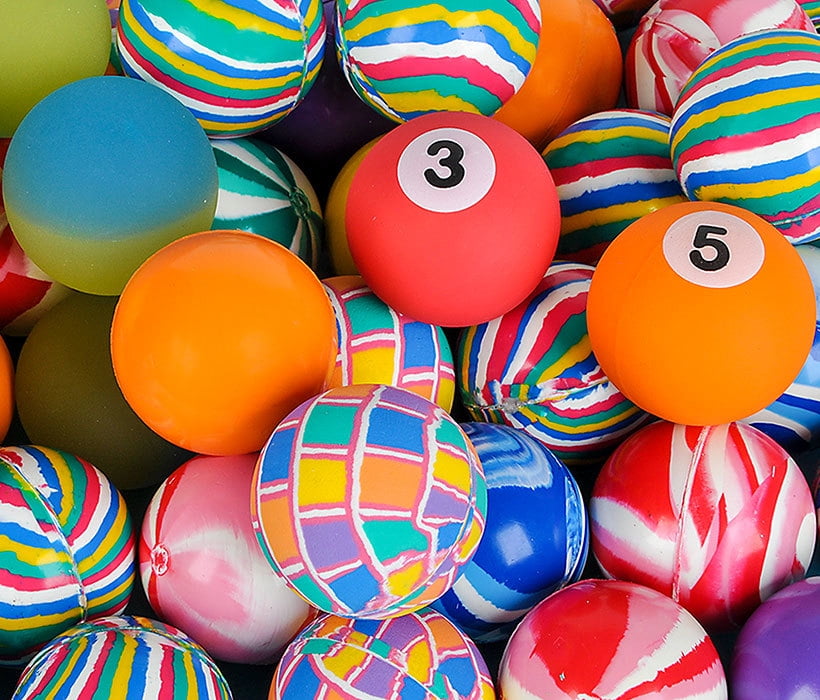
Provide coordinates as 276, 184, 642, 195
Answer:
323, 275, 455, 412
800, 0, 820, 27
212, 137, 323, 270
252, 383, 487, 619
13, 616, 232, 699
116, 0, 326, 137
590, 421, 817, 632
542, 109, 687, 265
670, 29, 820, 243
499, 579, 728, 699
334, 0, 541, 122
272, 608, 494, 699
431, 422, 587, 643
0, 446, 134, 665
458, 260, 650, 467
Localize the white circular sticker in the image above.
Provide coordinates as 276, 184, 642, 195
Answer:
662, 210, 766, 288
397, 127, 496, 213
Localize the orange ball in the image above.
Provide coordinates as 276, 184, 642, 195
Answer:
111, 230, 337, 455
587, 201, 815, 426
0, 335, 13, 441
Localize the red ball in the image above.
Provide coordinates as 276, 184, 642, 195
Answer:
345, 112, 560, 327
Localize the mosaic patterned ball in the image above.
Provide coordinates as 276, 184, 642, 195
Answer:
335, 0, 541, 122
117, 0, 326, 137
252, 383, 487, 619
670, 29, 820, 244
0, 446, 135, 665
590, 420, 817, 632
323, 275, 455, 412
211, 137, 323, 270
458, 260, 650, 467
431, 422, 588, 643
498, 579, 728, 699
271, 608, 494, 699
13, 616, 232, 699
542, 109, 687, 265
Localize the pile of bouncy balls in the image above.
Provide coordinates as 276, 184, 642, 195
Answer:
1, 0, 820, 697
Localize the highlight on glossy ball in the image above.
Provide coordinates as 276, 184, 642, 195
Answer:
498, 579, 728, 699
0, 446, 135, 665
590, 420, 816, 632
2, 76, 218, 295
111, 230, 338, 456
431, 422, 588, 643
12, 616, 232, 699
346, 111, 561, 327
271, 609, 495, 699
252, 384, 487, 619
670, 29, 820, 243
117, 0, 326, 137
587, 201, 816, 426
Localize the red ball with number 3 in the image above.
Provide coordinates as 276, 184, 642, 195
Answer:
345, 112, 561, 327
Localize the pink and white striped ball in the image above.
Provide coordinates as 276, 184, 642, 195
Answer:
499, 578, 728, 699
140, 453, 315, 665
625, 0, 815, 115
590, 420, 817, 632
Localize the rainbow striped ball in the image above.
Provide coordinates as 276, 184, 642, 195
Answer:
323, 275, 456, 412
334, 0, 540, 122
458, 260, 650, 467
542, 109, 687, 265
800, 0, 820, 28
431, 422, 588, 643
13, 616, 232, 699
590, 421, 817, 632
117, 0, 326, 137
272, 608, 494, 699
252, 383, 487, 619
0, 446, 134, 665
670, 29, 820, 244
212, 137, 323, 270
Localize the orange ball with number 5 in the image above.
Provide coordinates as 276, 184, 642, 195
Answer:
587, 201, 815, 426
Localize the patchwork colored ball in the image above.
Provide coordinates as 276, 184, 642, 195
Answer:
252, 383, 487, 619
430, 422, 588, 643
140, 453, 315, 665
323, 275, 455, 412
117, 0, 326, 137
587, 201, 816, 426
498, 579, 728, 699
626, 0, 815, 116
459, 260, 650, 467
271, 608, 494, 699
2, 75, 218, 295
211, 137, 323, 270
12, 616, 232, 699
334, 0, 540, 122
670, 29, 820, 244
0, 446, 135, 665
590, 420, 817, 632
542, 109, 687, 265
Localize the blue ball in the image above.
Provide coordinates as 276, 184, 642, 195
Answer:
430, 422, 588, 643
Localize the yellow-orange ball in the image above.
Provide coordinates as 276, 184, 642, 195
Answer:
587, 201, 815, 426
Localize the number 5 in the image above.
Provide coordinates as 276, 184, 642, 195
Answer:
689, 225, 730, 272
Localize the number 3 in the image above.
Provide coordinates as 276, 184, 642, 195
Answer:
424, 139, 465, 189
689, 225, 730, 272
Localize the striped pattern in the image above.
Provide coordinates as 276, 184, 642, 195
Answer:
670, 29, 820, 243
272, 609, 494, 699
334, 0, 540, 121
458, 261, 650, 467
543, 109, 687, 265
212, 137, 323, 269
323, 276, 456, 412
117, 0, 326, 137
800, 0, 820, 27
499, 579, 728, 699
0, 447, 134, 665
252, 383, 487, 619
431, 422, 588, 643
590, 421, 817, 632
13, 616, 233, 699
